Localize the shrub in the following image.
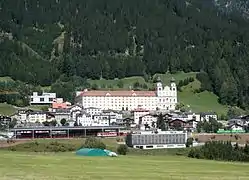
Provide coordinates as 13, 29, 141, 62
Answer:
83, 137, 106, 150
9, 147, 16, 151
186, 138, 193, 147
188, 148, 201, 159
6, 140, 81, 152
117, 144, 128, 155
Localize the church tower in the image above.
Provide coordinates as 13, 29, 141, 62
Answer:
170, 77, 177, 103
170, 77, 176, 91
156, 77, 163, 96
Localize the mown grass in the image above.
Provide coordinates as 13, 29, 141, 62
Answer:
0, 150, 249, 180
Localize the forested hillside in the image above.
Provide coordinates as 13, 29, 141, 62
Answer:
0, 0, 249, 109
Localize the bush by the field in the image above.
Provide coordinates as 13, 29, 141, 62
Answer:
127, 147, 190, 156
81, 137, 106, 150
117, 144, 128, 155
188, 141, 249, 162
8, 141, 80, 152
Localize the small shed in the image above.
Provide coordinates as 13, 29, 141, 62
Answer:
76, 148, 117, 157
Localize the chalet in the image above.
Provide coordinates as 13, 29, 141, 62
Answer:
27, 111, 55, 123
51, 108, 70, 122
241, 115, 249, 125
226, 123, 244, 131
0, 115, 11, 126
168, 119, 198, 131
76, 112, 92, 126
200, 112, 218, 121
227, 119, 244, 126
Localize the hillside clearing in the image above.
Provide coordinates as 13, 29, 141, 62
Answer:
0, 103, 16, 116
0, 103, 49, 116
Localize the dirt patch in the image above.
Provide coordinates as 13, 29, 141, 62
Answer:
193, 133, 249, 144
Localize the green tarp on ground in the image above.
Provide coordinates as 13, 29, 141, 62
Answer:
76, 148, 117, 157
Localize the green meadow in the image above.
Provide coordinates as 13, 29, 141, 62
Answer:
0, 150, 248, 180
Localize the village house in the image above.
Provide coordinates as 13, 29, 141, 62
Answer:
226, 123, 244, 131
0, 115, 11, 126
168, 119, 198, 131
51, 98, 71, 109
132, 107, 157, 126
51, 109, 70, 122
30, 92, 56, 105
200, 112, 218, 121
85, 107, 102, 116
26, 111, 55, 124
76, 112, 92, 126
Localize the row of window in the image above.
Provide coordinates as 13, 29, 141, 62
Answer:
83, 101, 156, 105
30, 98, 54, 102
159, 98, 176, 102
157, 87, 176, 91
84, 103, 156, 108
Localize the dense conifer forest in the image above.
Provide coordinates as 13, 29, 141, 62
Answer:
0, 0, 249, 109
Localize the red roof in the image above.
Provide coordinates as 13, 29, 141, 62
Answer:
80, 90, 156, 97
52, 102, 70, 109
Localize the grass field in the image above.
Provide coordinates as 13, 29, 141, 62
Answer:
0, 151, 249, 180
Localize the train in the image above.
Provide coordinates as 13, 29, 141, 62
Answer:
97, 131, 128, 137
217, 129, 246, 134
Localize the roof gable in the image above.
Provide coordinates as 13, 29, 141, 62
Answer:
80, 90, 156, 97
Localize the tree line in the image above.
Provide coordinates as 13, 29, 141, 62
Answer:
188, 141, 249, 162
0, 0, 249, 109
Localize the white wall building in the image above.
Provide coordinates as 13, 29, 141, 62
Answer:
228, 124, 244, 131
30, 92, 56, 105
75, 109, 123, 127
75, 78, 177, 111
76, 113, 92, 126
85, 107, 102, 116
102, 110, 123, 120
200, 112, 218, 121
70, 105, 83, 121
132, 108, 157, 126
27, 112, 47, 123
92, 115, 111, 126
126, 130, 188, 149
53, 111, 70, 123
13, 110, 29, 122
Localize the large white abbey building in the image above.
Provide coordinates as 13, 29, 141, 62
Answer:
75, 78, 177, 111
